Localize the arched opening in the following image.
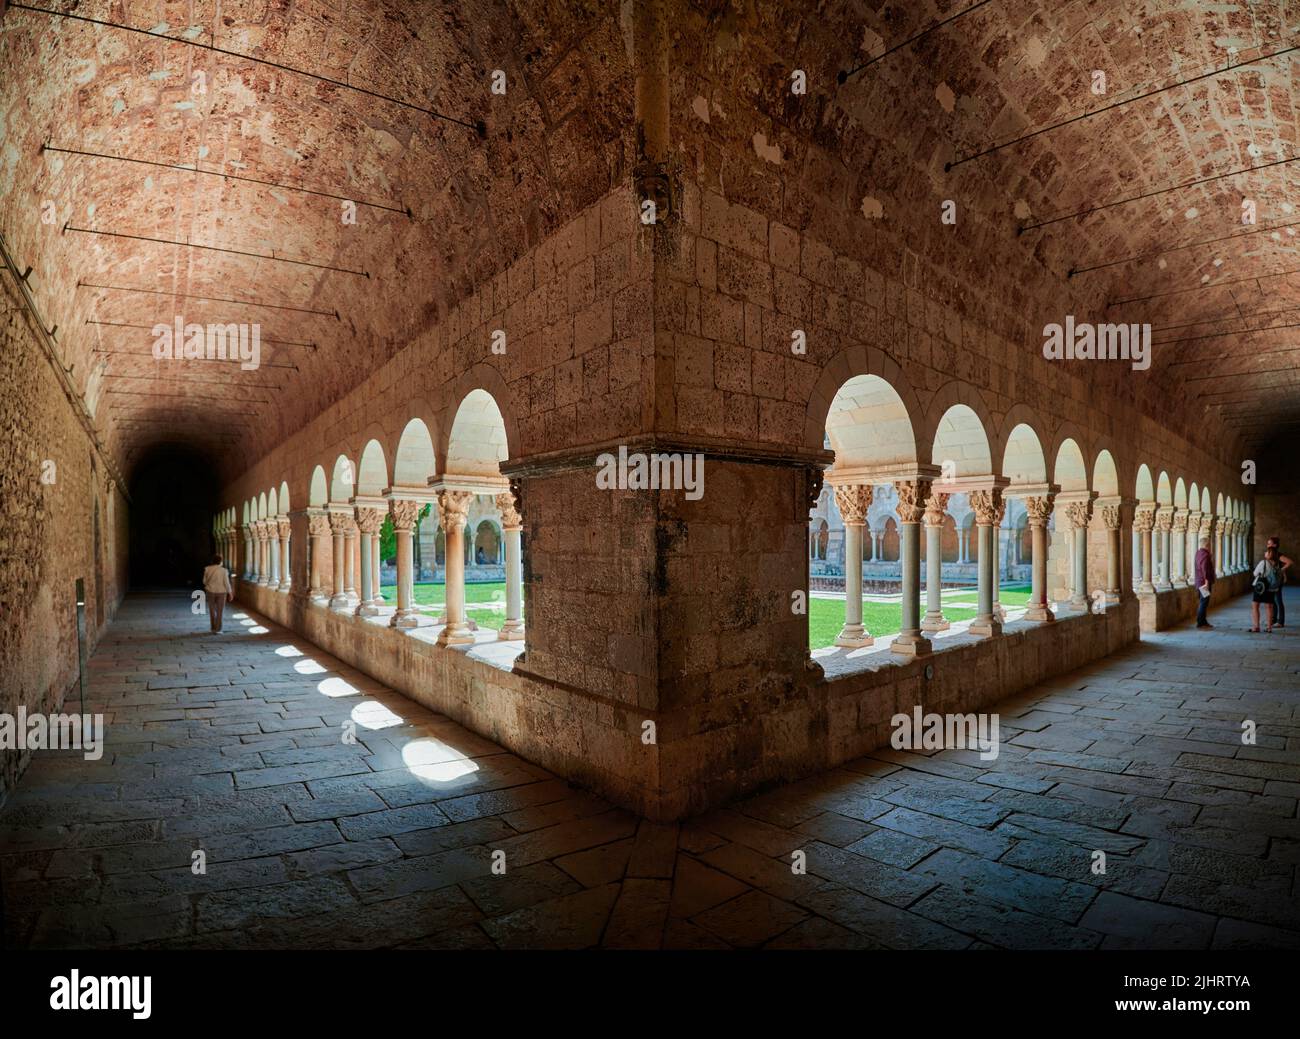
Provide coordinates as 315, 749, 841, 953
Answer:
127, 446, 219, 589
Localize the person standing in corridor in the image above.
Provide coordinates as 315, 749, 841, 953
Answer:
203, 554, 234, 633
1194, 536, 1215, 629
1266, 536, 1292, 627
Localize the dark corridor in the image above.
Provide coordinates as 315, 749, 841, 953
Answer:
128, 446, 219, 589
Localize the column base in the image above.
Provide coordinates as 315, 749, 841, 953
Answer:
920, 612, 949, 632
968, 616, 1002, 638
329, 594, 350, 610
496, 620, 525, 641
391, 610, 427, 629
1171, 578, 1189, 589
1154, 581, 1173, 592
1069, 596, 1092, 614
437, 624, 476, 647
356, 602, 382, 618
834, 624, 874, 649
1024, 604, 1054, 622
890, 632, 932, 656
278, 582, 291, 593
1137, 583, 1156, 595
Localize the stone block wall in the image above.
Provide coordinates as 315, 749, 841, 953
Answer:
1, 275, 128, 803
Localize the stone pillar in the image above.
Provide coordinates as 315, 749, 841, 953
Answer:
343, 520, 359, 606
277, 518, 291, 592
1171, 510, 1189, 587
268, 522, 281, 587
1186, 511, 1201, 583
437, 489, 477, 646
354, 507, 385, 617
307, 512, 328, 600
495, 488, 525, 640
1024, 495, 1055, 622
389, 499, 423, 628
242, 528, 253, 579
992, 503, 1006, 621
1154, 507, 1174, 591
328, 511, 350, 609
1066, 499, 1093, 611
1135, 505, 1156, 594
1213, 517, 1226, 577
921, 490, 950, 632
371, 532, 383, 606
832, 484, 873, 648
258, 521, 271, 585
968, 488, 1002, 638
891, 479, 931, 655
1100, 501, 1123, 603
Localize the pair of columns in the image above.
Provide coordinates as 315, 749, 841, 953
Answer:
317, 505, 382, 616
246, 519, 291, 591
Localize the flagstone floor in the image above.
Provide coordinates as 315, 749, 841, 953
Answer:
2, 591, 1297, 950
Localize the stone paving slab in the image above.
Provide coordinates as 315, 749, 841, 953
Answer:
1, 591, 1296, 949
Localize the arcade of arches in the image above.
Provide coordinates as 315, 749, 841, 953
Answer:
3, 0, 1298, 950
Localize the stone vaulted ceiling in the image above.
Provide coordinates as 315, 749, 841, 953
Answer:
0, 0, 633, 480
1, 0, 1297, 483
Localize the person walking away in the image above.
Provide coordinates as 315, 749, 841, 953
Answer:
1266, 536, 1292, 627
1250, 546, 1284, 633
203, 554, 234, 633
1194, 536, 1215, 629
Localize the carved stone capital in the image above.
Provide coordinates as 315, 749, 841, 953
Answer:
495, 490, 522, 531
308, 514, 331, 538
1065, 501, 1092, 529
833, 484, 873, 525
389, 498, 421, 533
969, 487, 1003, 526
1134, 505, 1156, 532
354, 506, 385, 536
277, 518, 291, 540
437, 489, 476, 532
1100, 503, 1121, 530
328, 510, 355, 536
1024, 494, 1054, 526
893, 478, 932, 525
1171, 509, 1188, 533
923, 491, 950, 527
1155, 506, 1174, 532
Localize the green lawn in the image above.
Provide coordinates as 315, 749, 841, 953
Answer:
810, 583, 1031, 649
379, 579, 510, 632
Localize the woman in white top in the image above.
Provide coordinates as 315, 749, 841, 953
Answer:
202, 554, 235, 633
1250, 546, 1286, 633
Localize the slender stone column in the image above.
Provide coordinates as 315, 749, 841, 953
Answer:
1186, 511, 1201, 583
1100, 502, 1122, 603
343, 520, 359, 606
1154, 507, 1174, 591
968, 488, 1002, 638
992, 501, 1007, 621
371, 532, 383, 606
1170, 510, 1189, 587
921, 490, 950, 632
268, 522, 281, 587
437, 489, 478, 646
328, 511, 350, 609
277, 518, 292, 592
307, 512, 329, 600
1231, 520, 1242, 571
1198, 515, 1214, 577
256, 522, 270, 584
1135, 505, 1156, 594
1024, 495, 1055, 622
1066, 499, 1093, 611
242, 528, 252, 579
354, 507, 385, 617
1213, 517, 1226, 577
831, 484, 873, 648
389, 499, 423, 628
891, 479, 931, 655
495, 488, 526, 640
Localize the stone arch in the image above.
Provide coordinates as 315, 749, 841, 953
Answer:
931, 402, 993, 479
823, 374, 918, 471
1156, 471, 1172, 506
440, 364, 521, 470
1188, 482, 1199, 512
393, 418, 437, 489
278, 481, 289, 515
1174, 478, 1187, 509
1002, 422, 1048, 486
330, 455, 355, 504
473, 519, 502, 565
1215, 491, 1224, 517
1092, 449, 1119, 497
1201, 487, 1211, 514
1053, 439, 1088, 493
357, 439, 390, 497
257, 492, 268, 520
1044, 422, 1091, 487
309, 466, 328, 507
940, 513, 959, 562
881, 517, 900, 561
1135, 464, 1155, 502
805, 347, 929, 461
445, 389, 510, 479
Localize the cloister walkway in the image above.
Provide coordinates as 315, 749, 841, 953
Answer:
2, 593, 1297, 950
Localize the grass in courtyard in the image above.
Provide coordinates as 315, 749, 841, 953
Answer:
809, 583, 1031, 650
378, 579, 510, 632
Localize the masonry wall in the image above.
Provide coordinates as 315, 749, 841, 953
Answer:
1, 275, 128, 803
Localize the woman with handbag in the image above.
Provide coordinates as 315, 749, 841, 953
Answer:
1266, 537, 1292, 626
1250, 546, 1285, 633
